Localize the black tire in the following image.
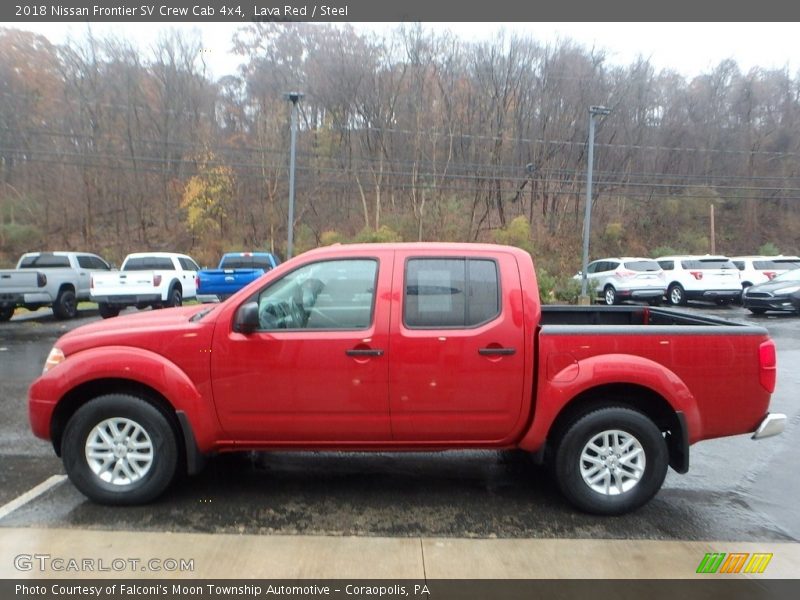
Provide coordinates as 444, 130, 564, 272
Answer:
748, 307, 767, 315
53, 288, 78, 320
647, 299, 662, 307
553, 407, 668, 515
98, 303, 121, 319
603, 285, 618, 306
164, 285, 182, 308
61, 394, 179, 505
0, 306, 14, 322
667, 283, 686, 306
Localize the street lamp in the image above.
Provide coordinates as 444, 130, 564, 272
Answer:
284, 91, 304, 259
580, 105, 612, 303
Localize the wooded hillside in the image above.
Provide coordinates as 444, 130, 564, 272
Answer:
1, 24, 799, 276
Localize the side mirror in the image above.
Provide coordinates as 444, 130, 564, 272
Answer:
234, 301, 260, 334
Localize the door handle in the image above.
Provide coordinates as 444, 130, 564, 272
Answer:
478, 347, 516, 356
346, 348, 384, 357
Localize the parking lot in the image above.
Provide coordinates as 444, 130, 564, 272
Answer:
1, 302, 798, 551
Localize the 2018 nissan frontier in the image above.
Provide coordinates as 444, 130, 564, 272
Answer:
28, 243, 785, 514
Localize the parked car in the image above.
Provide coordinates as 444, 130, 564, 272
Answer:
90, 252, 200, 318
742, 268, 800, 315
0, 251, 111, 321
196, 252, 281, 303
29, 243, 784, 515
656, 255, 741, 306
574, 257, 666, 305
732, 255, 800, 291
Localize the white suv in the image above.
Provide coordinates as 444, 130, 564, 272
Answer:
732, 256, 800, 291
656, 255, 741, 305
576, 257, 666, 305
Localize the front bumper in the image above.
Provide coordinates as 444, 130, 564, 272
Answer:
743, 294, 798, 312
752, 413, 787, 440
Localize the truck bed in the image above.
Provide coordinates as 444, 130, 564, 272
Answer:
540, 305, 751, 328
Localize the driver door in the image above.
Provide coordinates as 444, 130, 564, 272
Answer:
211, 252, 392, 442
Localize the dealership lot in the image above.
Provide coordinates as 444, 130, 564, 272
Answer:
1, 304, 798, 547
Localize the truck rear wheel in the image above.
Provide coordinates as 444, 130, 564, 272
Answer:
553, 407, 668, 515
61, 394, 179, 505
98, 303, 121, 319
53, 288, 78, 320
165, 285, 182, 308
0, 306, 14, 322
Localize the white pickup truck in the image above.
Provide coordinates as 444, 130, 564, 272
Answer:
90, 252, 200, 318
0, 251, 112, 321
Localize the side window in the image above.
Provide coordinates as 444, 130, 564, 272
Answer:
605, 261, 620, 273
658, 261, 674, 271
77, 256, 93, 269
179, 258, 200, 272
733, 261, 745, 271
404, 258, 499, 328
78, 256, 110, 270
255, 259, 377, 331
585, 262, 598, 274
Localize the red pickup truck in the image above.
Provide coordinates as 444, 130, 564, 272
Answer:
28, 243, 785, 514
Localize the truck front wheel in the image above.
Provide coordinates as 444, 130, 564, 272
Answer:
0, 307, 14, 322
61, 394, 179, 505
553, 407, 668, 515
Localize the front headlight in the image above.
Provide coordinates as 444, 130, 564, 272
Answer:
43, 347, 65, 374
774, 286, 800, 295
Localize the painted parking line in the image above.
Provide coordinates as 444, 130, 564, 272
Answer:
0, 474, 67, 520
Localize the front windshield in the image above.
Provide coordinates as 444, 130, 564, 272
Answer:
773, 268, 800, 283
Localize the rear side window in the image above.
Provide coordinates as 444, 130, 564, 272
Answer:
768, 259, 800, 269
657, 261, 674, 271
123, 257, 175, 271
19, 255, 70, 268
404, 258, 499, 328
77, 255, 110, 270
681, 259, 736, 270
733, 261, 745, 270
623, 260, 660, 272
178, 257, 200, 272
221, 256, 274, 270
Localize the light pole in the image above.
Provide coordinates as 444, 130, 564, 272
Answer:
284, 91, 303, 259
580, 105, 611, 303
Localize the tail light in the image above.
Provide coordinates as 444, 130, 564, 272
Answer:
37, 273, 47, 287
759, 340, 777, 393
764, 272, 777, 280
153, 274, 162, 287
196, 276, 201, 290
690, 271, 704, 280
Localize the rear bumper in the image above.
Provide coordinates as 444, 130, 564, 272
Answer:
92, 294, 162, 305
752, 413, 786, 440
0, 292, 51, 306
619, 288, 666, 299
686, 289, 741, 300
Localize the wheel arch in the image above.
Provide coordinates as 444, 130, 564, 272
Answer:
545, 383, 689, 473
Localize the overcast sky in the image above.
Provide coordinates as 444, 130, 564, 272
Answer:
11, 22, 800, 80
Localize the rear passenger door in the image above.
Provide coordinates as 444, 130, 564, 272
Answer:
177, 257, 200, 298
388, 250, 526, 443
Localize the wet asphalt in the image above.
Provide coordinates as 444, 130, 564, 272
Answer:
1, 304, 798, 541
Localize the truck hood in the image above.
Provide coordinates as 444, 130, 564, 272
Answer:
54, 305, 215, 357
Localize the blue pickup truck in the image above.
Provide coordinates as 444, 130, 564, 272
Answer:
196, 252, 280, 303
